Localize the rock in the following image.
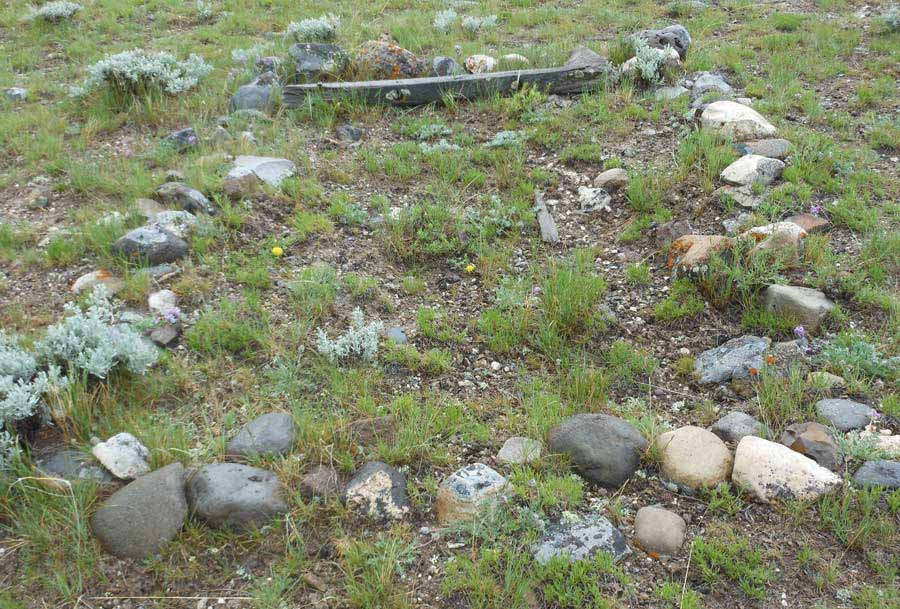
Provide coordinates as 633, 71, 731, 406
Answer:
533, 514, 630, 564
722, 212, 753, 235
252, 70, 279, 87
634, 506, 685, 555
5, 87, 28, 102
633, 24, 692, 59
186, 463, 288, 530
735, 138, 791, 160
300, 464, 342, 500
230, 84, 271, 112
658, 426, 733, 490
548, 414, 648, 488
385, 327, 408, 345
501, 53, 530, 66
465, 54, 497, 74
335, 124, 365, 142
807, 371, 845, 391
436, 463, 510, 524
346, 415, 396, 445
354, 38, 424, 79
780, 422, 840, 471
71, 269, 124, 295
716, 185, 764, 209
701, 101, 777, 141
112, 225, 188, 265
763, 285, 834, 332
91, 463, 187, 559
655, 219, 693, 245
497, 437, 542, 465
36, 449, 114, 487
233, 156, 297, 188
816, 399, 875, 432
691, 72, 732, 98
432, 56, 463, 76
668, 234, 733, 271
343, 461, 410, 520
710, 411, 764, 444
149, 323, 180, 347
223, 166, 260, 200
856, 432, 900, 458
148, 289, 178, 317
161, 128, 199, 152
135, 198, 165, 219
225, 412, 296, 459
766, 339, 811, 378
694, 335, 771, 385
564, 46, 611, 72
578, 186, 612, 213
720, 155, 785, 186
164, 170, 185, 183
785, 213, 829, 234
732, 436, 841, 503
655, 85, 689, 100
852, 460, 900, 489
155, 182, 215, 215
153, 211, 197, 239
594, 168, 629, 192
289, 43, 347, 80
92, 433, 151, 480
742, 222, 807, 260
146, 263, 180, 280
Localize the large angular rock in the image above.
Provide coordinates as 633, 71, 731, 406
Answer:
353, 38, 424, 79
344, 461, 410, 520
155, 182, 215, 215
634, 506, 685, 555
658, 426, 733, 490
720, 155, 785, 186
710, 412, 764, 444
533, 514, 630, 564
91, 463, 187, 559
548, 414, 647, 488
289, 43, 347, 80
780, 422, 840, 471
668, 234, 734, 271
92, 433, 150, 480
186, 463, 288, 530
852, 460, 900, 489
112, 225, 188, 266
701, 101, 777, 141
816, 399, 875, 432
786, 213, 829, 234
226, 412, 296, 459
632, 24, 692, 59
436, 463, 510, 524
763, 285, 834, 332
732, 436, 841, 503
233, 156, 297, 188
694, 336, 771, 385
230, 84, 271, 112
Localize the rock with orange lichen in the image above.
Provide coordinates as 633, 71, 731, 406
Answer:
353, 37, 425, 79
742, 222, 807, 261
667, 234, 734, 272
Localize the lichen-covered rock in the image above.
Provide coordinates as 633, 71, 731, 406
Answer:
465, 54, 497, 74
548, 414, 647, 488
668, 234, 734, 272
71, 269, 124, 295
343, 461, 410, 520
694, 335, 771, 385
732, 436, 841, 503
92, 432, 150, 480
533, 514, 630, 564
112, 225, 188, 265
436, 463, 510, 524
720, 155, 785, 187
354, 38, 424, 79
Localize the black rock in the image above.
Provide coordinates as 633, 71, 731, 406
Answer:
155, 182, 216, 215
633, 24, 692, 60
161, 128, 199, 152
853, 460, 900, 490
230, 84, 271, 112
289, 43, 347, 81
533, 514, 630, 564
112, 225, 188, 266
344, 461, 410, 520
226, 412, 296, 459
186, 463, 288, 530
548, 414, 647, 488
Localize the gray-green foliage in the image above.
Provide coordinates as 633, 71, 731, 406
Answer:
71, 49, 213, 97
316, 307, 383, 363
24, 1, 82, 22
286, 14, 340, 41
630, 38, 668, 84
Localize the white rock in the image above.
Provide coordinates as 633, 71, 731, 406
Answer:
465, 54, 497, 74
732, 436, 841, 503
658, 426, 733, 490
701, 100, 777, 141
578, 186, 612, 212
720, 155, 785, 186
153, 210, 197, 238
742, 221, 807, 241
233, 156, 296, 187
436, 463, 510, 524
497, 437, 542, 464
763, 285, 834, 332
501, 53, 530, 66
148, 289, 178, 317
71, 269, 124, 295
92, 433, 151, 480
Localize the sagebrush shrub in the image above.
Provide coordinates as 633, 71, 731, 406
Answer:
25, 1, 82, 22
286, 14, 340, 41
630, 38, 668, 84
316, 308, 383, 363
433, 9, 458, 32
72, 49, 212, 98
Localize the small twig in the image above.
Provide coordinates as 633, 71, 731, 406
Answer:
680, 540, 694, 609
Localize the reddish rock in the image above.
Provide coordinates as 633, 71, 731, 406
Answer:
353, 37, 424, 79
786, 213, 829, 234
668, 235, 734, 271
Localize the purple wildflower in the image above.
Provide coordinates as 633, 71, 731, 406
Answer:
793, 325, 806, 339
810, 204, 825, 217
163, 306, 182, 324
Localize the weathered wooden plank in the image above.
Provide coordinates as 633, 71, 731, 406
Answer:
283, 47, 611, 108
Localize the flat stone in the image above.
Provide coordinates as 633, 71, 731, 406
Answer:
732, 436, 841, 503
186, 463, 288, 530
655, 85, 689, 101
720, 155, 785, 186
659, 426, 733, 490
786, 213, 829, 234
633, 24, 692, 59
225, 412, 296, 459
743, 222, 807, 261
634, 506, 685, 555
300, 464, 342, 500
701, 100, 777, 141
223, 166, 260, 200
691, 72, 732, 98
5, 87, 28, 102
816, 399, 875, 432
594, 168, 629, 192
149, 323, 180, 347
36, 449, 114, 487
763, 285, 834, 332
578, 186, 612, 213
564, 46, 611, 72
533, 514, 630, 564
91, 463, 187, 559
155, 182, 215, 215
233, 156, 297, 188
289, 43, 347, 80
344, 461, 410, 520
668, 234, 733, 271
780, 422, 840, 471
710, 411, 764, 444
736, 138, 791, 160
92, 433, 150, 480
148, 289, 178, 317
112, 225, 188, 266
230, 84, 271, 112
465, 54, 497, 74
852, 460, 900, 489
71, 269, 124, 295
436, 463, 510, 525
497, 436, 542, 465
694, 335, 771, 385
715, 184, 764, 209
548, 414, 648, 488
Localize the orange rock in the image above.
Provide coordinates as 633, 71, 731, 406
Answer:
786, 213, 829, 234
668, 235, 734, 271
